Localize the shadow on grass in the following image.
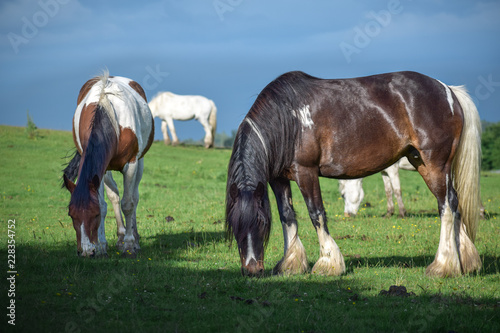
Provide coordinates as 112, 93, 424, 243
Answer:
145, 229, 226, 257
343, 254, 500, 275
142, 229, 500, 277
9, 240, 500, 333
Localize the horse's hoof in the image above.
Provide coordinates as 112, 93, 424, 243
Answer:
311, 256, 345, 276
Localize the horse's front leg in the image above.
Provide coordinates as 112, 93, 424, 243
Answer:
198, 117, 214, 149
104, 172, 126, 251
295, 168, 345, 276
270, 178, 308, 275
120, 159, 144, 258
96, 179, 108, 256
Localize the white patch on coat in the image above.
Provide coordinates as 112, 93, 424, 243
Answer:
245, 118, 268, 157
245, 232, 256, 265
437, 80, 454, 114
292, 105, 314, 130
74, 73, 152, 155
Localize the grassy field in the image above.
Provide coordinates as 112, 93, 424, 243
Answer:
1, 125, 499, 333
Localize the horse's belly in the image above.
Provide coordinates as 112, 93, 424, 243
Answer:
318, 163, 379, 179
318, 146, 403, 179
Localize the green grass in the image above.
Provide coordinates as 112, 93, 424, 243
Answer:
1, 125, 499, 332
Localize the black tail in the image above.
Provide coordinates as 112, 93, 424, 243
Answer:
61, 150, 81, 187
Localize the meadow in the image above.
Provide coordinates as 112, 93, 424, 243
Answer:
1, 125, 499, 332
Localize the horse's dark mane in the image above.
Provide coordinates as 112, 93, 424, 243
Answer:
226, 71, 316, 244
70, 104, 118, 209
228, 71, 316, 185
62, 150, 81, 185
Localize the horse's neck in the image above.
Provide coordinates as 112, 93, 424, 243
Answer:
230, 146, 269, 189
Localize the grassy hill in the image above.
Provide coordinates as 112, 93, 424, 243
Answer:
1, 125, 499, 332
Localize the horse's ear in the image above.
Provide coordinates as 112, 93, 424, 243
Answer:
89, 175, 100, 192
229, 183, 239, 200
254, 182, 266, 200
63, 174, 76, 193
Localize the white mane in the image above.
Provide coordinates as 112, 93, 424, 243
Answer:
96, 70, 120, 138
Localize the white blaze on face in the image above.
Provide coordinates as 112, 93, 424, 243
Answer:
80, 223, 94, 255
437, 80, 454, 114
245, 232, 256, 265
293, 105, 314, 130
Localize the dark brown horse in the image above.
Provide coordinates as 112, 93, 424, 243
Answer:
226, 71, 481, 278
63, 72, 154, 257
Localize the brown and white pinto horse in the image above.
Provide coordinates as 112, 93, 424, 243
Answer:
226, 71, 482, 278
63, 72, 154, 257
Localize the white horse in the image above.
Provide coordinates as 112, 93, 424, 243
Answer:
148, 92, 217, 148
339, 157, 416, 218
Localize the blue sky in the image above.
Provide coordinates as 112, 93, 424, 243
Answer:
1, 0, 499, 143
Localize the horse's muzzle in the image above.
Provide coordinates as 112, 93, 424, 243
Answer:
241, 258, 264, 277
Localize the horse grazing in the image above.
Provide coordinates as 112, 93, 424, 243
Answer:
339, 157, 416, 218
63, 72, 154, 257
226, 71, 481, 278
148, 92, 217, 148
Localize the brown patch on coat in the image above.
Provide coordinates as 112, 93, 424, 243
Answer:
73, 102, 98, 154
107, 127, 139, 171
129, 81, 148, 102
77, 78, 99, 105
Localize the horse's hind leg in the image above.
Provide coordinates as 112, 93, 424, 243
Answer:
424, 170, 462, 277
420, 165, 479, 277
270, 178, 308, 275
104, 172, 126, 251
198, 117, 214, 149
391, 172, 407, 218
383, 164, 406, 218
165, 117, 179, 146
120, 159, 144, 257
295, 168, 345, 276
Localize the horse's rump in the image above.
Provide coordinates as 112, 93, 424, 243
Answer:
73, 73, 154, 167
